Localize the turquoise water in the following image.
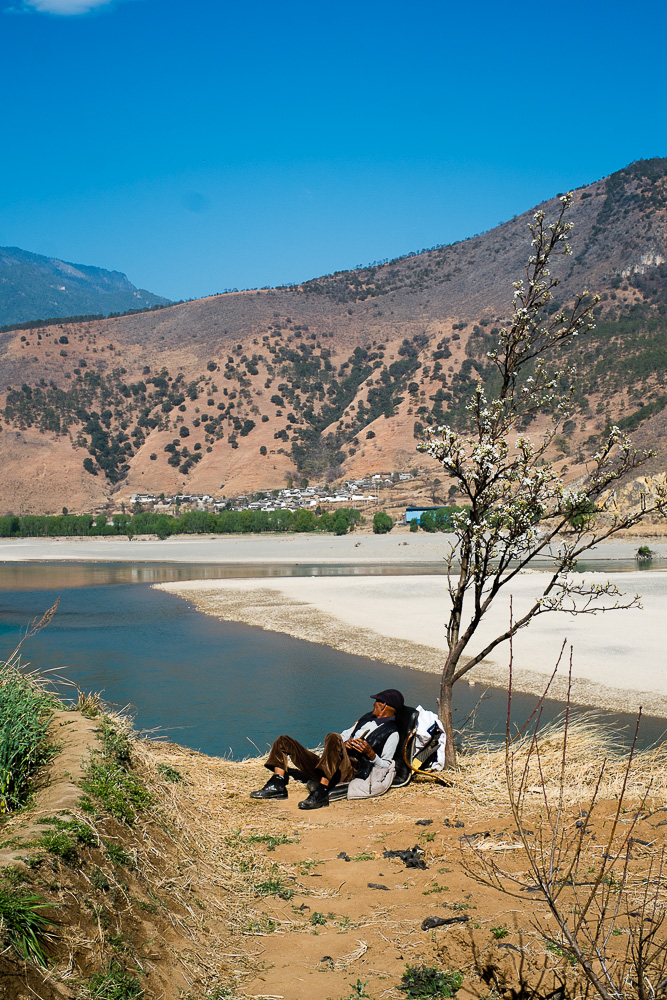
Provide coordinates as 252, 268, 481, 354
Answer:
0, 562, 664, 757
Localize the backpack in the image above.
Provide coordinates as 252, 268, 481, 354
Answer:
411, 705, 446, 772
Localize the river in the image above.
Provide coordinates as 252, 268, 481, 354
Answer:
0, 561, 664, 757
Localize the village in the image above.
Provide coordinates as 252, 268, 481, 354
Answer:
128, 472, 420, 517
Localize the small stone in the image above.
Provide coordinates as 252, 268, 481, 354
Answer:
337, 852, 351, 861
416, 819, 433, 826
368, 882, 390, 890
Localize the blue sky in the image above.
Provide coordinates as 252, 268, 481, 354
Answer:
1, 0, 665, 301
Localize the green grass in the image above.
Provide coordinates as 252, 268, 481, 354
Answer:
422, 882, 450, 895
245, 832, 299, 852
339, 980, 371, 999
0, 662, 55, 813
80, 718, 152, 824
255, 875, 294, 900
99, 718, 133, 767
78, 794, 99, 816
42, 816, 96, 845
37, 818, 95, 865
399, 965, 463, 998
38, 829, 79, 865
137, 898, 157, 914
156, 762, 184, 782
544, 940, 577, 965
82, 960, 144, 999
0, 884, 55, 966
243, 916, 277, 934
490, 925, 508, 940
90, 867, 111, 891
81, 759, 151, 825
103, 841, 134, 867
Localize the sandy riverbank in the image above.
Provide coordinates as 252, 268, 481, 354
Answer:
156, 568, 667, 719
1, 531, 666, 563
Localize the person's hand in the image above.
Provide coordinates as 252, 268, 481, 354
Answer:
346, 737, 375, 760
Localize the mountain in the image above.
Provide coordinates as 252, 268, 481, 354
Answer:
1, 157, 666, 515
0, 246, 171, 328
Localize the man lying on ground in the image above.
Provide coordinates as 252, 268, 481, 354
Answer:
250, 688, 404, 810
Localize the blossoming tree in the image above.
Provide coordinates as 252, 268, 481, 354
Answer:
419, 195, 666, 767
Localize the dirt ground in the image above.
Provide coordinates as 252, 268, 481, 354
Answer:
3, 713, 667, 1000
200, 753, 667, 1000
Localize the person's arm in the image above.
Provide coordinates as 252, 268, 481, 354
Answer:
370, 730, 399, 770
340, 722, 356, 742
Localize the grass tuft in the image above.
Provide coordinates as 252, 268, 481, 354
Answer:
79, 716, 152, 824
0, 662, 55, 813
399, 965, 463, 998
82, 959, 144, 999
0, 884, 55, 966
245, 832, 298, 851
77, 691, 103, 719
38, 829, 79, 865
82, 759, 151, 825
255, 875, 294, 900
38, 817, 96, 865
156, 762, 184, 782
99, 718, 133, 767
42, 815, 96, 845
104, 841, 134, 867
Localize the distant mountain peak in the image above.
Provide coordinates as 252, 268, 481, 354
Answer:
0, 245, 171, 328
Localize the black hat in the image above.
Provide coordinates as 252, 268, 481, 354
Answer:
371, 688, 404, 710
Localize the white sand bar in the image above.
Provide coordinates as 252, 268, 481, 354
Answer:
157, 570, 667, 718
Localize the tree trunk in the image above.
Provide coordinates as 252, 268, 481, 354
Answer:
438, 674, 457, 768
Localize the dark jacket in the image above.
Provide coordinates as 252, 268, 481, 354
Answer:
349, 712, 398, 780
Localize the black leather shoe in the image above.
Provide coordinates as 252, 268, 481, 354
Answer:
298, 785, 329, 810
250, 775, 288, 800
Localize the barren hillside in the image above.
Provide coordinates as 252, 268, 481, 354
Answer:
1, 158, 667, 514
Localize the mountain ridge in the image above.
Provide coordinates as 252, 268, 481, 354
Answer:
0, 245, 171, 328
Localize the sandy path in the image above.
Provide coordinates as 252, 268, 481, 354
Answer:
156, 571, 667, 718
0, 710, 99, 869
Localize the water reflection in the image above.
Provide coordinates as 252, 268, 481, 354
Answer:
0, 556, 664, 593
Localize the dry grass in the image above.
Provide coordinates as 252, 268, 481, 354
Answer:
127, 739, 317, 990
453, 716, 667, 809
